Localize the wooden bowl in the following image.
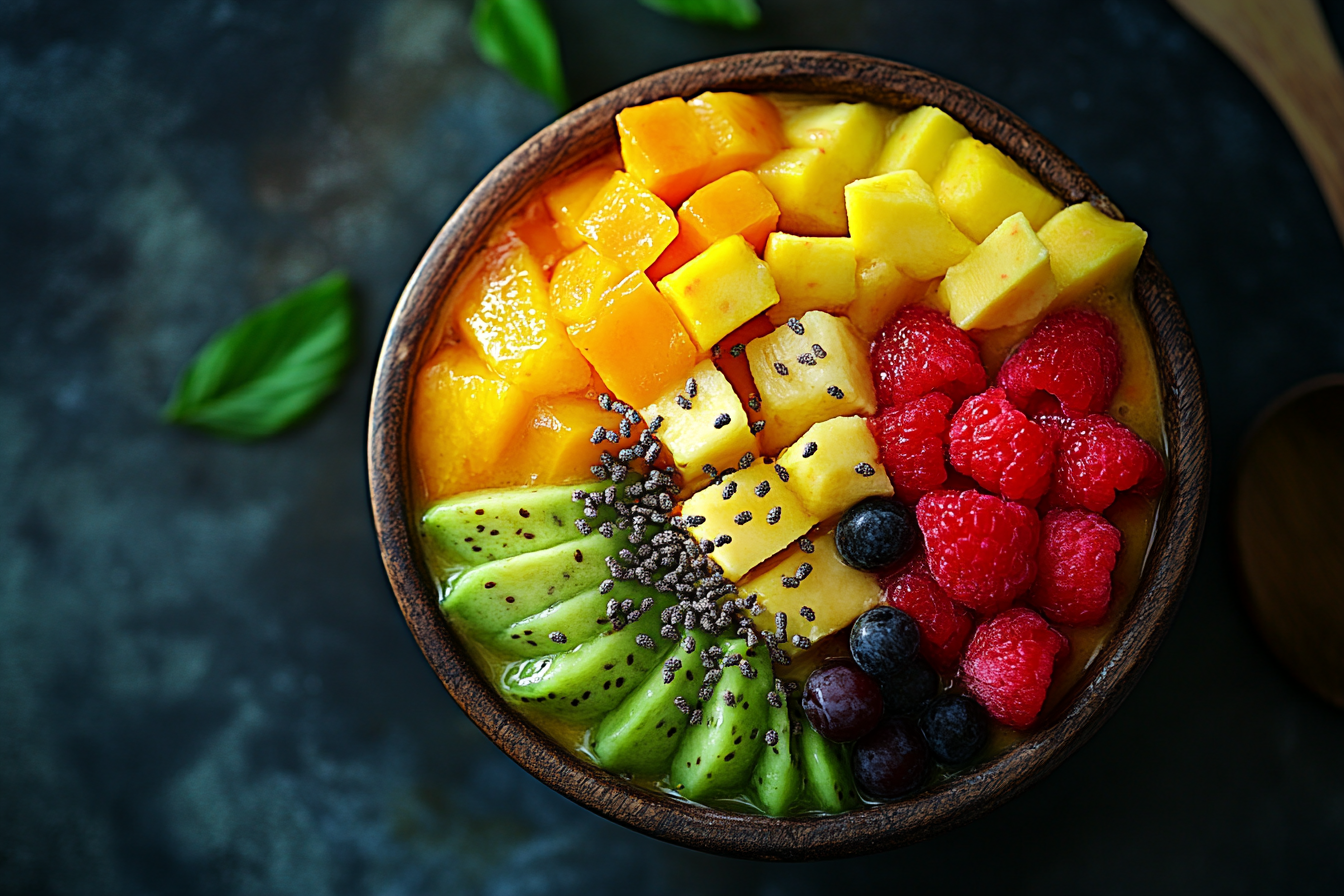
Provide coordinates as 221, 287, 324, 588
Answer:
368, 51, 1210, 860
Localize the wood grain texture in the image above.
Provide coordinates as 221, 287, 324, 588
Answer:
367, 51, 1210, 860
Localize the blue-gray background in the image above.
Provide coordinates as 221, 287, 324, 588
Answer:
3, 0, 1343, 892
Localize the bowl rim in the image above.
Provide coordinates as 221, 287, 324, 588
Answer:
368, 50, 1210, 861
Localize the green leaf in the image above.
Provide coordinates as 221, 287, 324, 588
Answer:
471, 0, 569, 113
162, 271, 355, 440
639, 0, 761, 29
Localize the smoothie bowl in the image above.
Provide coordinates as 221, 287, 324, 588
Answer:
368, 51, 1208, 860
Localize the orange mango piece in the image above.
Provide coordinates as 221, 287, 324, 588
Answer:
689, 91, 784, 182
617, 97, 713, 206
566, 271, 697, 407
508, 394, 645, 486
645, 231, 700, 283
678, 170, 779, 256
543, 155, 621, 250
549, 245, 629, 326
712, 315, 775, 425
505, 200, 567, 276
576, 171, 679, 271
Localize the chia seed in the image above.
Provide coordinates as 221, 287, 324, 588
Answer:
827, 385, 845, 399
713, 413, 731, 429
787, 318, 804, 335
773, 362, 789, 376
854, 462, 876, 476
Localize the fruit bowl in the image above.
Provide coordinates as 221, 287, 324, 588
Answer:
368, 51, 1209, 860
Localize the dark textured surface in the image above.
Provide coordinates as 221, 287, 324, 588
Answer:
2, 0, 1342, 891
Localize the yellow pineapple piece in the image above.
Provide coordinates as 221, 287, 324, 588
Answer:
778, 101, 889, 177
763, 232, 856, 324
640, 360, 758, 494
548, 245, 629, 326
1038, 202, 1148, 303
745, 310, 876, 454
656, 234, 781, 352
845, 170, 974, 282
776, 417, 893, 521
754, 147, 852, 237
874, 105, 970, 183
934, 138, 1064, 243
937, 212, 1059, 331
576, 171, 678, 271
846, 257, 928, 338
681, 460, 819, 582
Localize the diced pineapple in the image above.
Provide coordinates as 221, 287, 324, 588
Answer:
1038, 202, 1148, 303
543, 156, 621, 250
934, 138, 1064, 243
656, 234, 781, 352
641, 360, 758, 493
617, 97, 712, 206
776, 417, 893, 520
677, 170, 780, 255
937, 212, 1059, 331
846, 257, 928, 338
745, 311, 876, 454
873, 105, 970, 184
754, 147, 852, 237
740, 531, 883, 651
778, 101, 889, 176
508, 394, 643, 486
576, 171, 678, 271
764, 233, 856, 324
681, 461, 819, 581
548, 245, 629, 326
846, 170, 973, 282
689, 91, 784, 182
711, 316, 774, 429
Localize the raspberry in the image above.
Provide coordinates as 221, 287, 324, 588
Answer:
870, 307, 986, 408
915, 490, 1040, 615
868, 392, 953, 502
997, 310, 1121, 415
1029, 509, 1122, 626
961, 607, 1068, 729
883, 555, 974, 673
1039, 414, 1165, 512
947, 387, 1055, 502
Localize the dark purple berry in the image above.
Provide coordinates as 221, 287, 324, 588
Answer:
850, 606, 920, 679
802, 660, 883, 742
881, 657, 940, 716
920, 695, 989, 766
853, 717, 929, 799
834, 496, 916, 571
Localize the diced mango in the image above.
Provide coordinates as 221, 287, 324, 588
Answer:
934, 137, 1064, 242
776, 417, 893, 521
412, 342, 534, 500
873, 105, 970, 184
544, 156, 621, 250
640, 360, 757, 493
617, 97, 713, 206
745, 311, 876, 454
764, 233, 856, 324
938, 212, 1059, 330
508, 394, 643, 486
455, 237, 591, 394
505, 200, 568, 274
656, 234, 781, 352
778, 101, 889, 177
689, 91, 784, 182
846, 170, 975, 281
576, 171, 678, 271
678, 170, 780, 255
1038, 202, 1148, 303
846, 257, 928, 338
711, 315, 774, 427
682, 460, 819, 581
754, 147, 852, 236
566, 271, 697, 407
549, 245, 629, 327
645, 231, 700, 283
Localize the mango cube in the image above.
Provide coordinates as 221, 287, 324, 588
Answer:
548, 245, 629, 326
846, 257, 928, 338
576, 171, 678, 271
1038, 202, 1148, 302
689, 91, 784, 182
640, 360, 758, 493
509, 395, 643, 486
874, 105, 969, 184
678, 170, 780, 255
846, 170, 975, 281
617, 97, 712, 206
745, 311, 876, 454
505, 201, 568, 274
711, 315, 774, 428
542, 157, 619, 249
754, 147, 852, 236
938, 212, 1059, 331
779, 101, 889, 177
763, 232, 856, 324
566, 271, 697, 407
934, 138, 1064, 242
682, 460, 819, 581
656, 234, 781, 352
776, 416, 893, 521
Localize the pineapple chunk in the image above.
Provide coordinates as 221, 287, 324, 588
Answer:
874, 105, 970, 183
745, 311, 876, 454
740, 531, 883, 651
937, 212, 1059, 331
640, 360, 758, 494
1038, 202, 1148, 303
754, 147, 852, 237
681, 460, 819, 581
763, 233, 856, 324
576, 171, 678, 271
846, 257, 928, 338
845, 171, 974, 281
934, 138, 1064, 243
656, 234, 781, 352
778, 101, 889, 177
776, 417, 893, 520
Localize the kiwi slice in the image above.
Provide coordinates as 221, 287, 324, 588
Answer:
592, 650, 704, 776
753, 696, 803, 816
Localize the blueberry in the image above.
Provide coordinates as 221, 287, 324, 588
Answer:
880, 657, 940, 716
850, 606, 920, 680
920, 695, 989, 766
834, 496, 916, 571
852, 717, 929, 799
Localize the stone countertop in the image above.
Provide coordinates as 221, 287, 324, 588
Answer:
2, 0, 1343, 892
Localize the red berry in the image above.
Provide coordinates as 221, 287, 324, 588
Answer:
870, 307, 986, 408
1029, 509, 1122, 626
948, 387, 1055, 502
1039, 414, 1165, 512
961, 607, 1068, 729
884, 555, 974, 673
868, 392, 953, 502
915, 490, 1040, 615
997, 310, 1122, 415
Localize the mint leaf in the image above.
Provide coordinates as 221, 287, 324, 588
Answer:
639, 0, 761, 29
471, 0, 568, 113
162, 271, 354, 440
